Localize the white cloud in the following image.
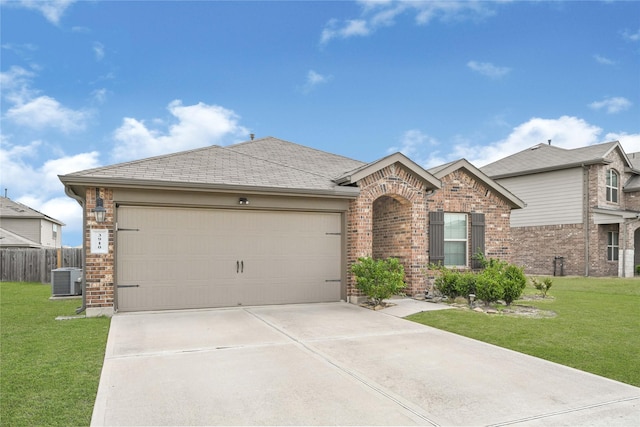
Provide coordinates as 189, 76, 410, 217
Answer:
301, 70, 332, 93
468, 116, 603, 167
593, 54, 616, 65
395, 116, 611, 169
93, 41, 105, 61
604, 132, 640, 153
0, 141, 100, 242
467, 60, 511, 79
6, 95, 90, 133
321, 1, 500, 44
589, 97, 632, 114
91, 88, 108, 104
6, 0, 77, 25
1, 66, 92, 133
0, 65, 37, 104
111, 100, 249, 161
621, 28, 640, 42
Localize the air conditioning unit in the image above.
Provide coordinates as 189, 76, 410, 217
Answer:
51, 268, 83, 296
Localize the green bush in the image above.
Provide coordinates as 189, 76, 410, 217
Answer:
531, 277, 553, 298
636, 265, 640, 275
501, 264, 527, 305
433, 268, 476, 299
431, 255, 527, 306
351, 257, 406, 306
475, 274, 503, 305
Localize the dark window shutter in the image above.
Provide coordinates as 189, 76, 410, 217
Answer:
471, 213, 485, 269
429, 211, 444, 265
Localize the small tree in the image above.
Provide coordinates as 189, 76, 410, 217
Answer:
502, 265, 527, 306
531, 277, 553, 298
351, 257, 406, 306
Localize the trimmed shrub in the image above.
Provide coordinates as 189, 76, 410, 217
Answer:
501, 264, 527, 305
351, 257, 406, 306
475, 274, 502, 305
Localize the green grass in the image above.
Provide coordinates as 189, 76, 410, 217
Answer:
408, 277, 640, 387
1, 282, 110, 427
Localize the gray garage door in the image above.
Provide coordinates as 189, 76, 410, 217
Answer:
116, 206, 342, 312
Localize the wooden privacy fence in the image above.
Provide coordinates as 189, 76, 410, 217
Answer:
0, 248, 83, 284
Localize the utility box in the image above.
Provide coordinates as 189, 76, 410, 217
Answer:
553, 256, 565, 277
51, 268, 83, 296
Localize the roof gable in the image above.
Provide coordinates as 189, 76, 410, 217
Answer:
335, 152, 441, 189
481, 141, 630, 179
429, 159, 525, 209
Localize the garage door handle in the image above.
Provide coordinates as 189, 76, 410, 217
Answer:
236, 260, 239, 273
241, 260, 244, 273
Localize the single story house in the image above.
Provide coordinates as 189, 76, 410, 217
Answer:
59, 137, 523, 316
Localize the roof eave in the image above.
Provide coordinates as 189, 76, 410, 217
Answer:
59, 175, 360, 199
488, 158, 610, 179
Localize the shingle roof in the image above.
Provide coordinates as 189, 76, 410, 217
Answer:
481, 141, 622, 178
60, 137, 366, 196
0, 197, 64, 225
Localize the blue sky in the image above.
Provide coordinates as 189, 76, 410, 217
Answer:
1, 0, 639, 247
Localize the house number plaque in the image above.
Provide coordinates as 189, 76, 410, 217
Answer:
90, 229, 109, 254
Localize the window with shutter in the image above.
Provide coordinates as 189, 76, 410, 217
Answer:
470, 213, 485, 269
429, 211, 444, 265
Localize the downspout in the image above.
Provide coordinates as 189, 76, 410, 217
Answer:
582, 164, 590, 276
64, 184, 87, 314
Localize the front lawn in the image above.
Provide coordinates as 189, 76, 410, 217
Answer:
1, 282, 110, 427
407, 277, 640, 387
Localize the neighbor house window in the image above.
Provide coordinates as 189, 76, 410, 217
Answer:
52, 224, 57, 240
607, 231, 619, 261
606, 169, 619, 203
444, 213, 467, 267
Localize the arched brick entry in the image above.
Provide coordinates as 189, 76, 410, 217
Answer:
373, 195, 412, 270
347, 163, 430, 299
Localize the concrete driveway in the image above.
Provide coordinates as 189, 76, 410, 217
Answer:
91, 302, 639, 426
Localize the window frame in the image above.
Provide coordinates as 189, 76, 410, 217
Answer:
443, 213, 468, 267
606, 169, 619, 203
607, 231, 619, 262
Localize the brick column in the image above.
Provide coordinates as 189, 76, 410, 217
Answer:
84, 187, 115, 317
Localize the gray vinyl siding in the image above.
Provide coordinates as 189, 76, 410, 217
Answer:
496, 168, 583, 227
0, 218, 40, 244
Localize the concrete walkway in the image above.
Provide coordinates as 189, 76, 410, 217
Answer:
92, 302, 639, 426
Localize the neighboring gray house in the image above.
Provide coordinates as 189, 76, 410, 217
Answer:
482, 141, 640, 277
0, 196, 64, 249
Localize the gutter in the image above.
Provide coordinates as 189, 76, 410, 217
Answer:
488, 158, 611, 180
58, 176, 361, 199
64, 184, 87, 314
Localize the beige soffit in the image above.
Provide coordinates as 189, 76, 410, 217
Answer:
334, 152, 441, 189
430, 159, 525, 209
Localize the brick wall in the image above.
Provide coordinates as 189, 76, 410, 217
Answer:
84, 187, 115, 316
427, 170, 514, 262
347, 164, 428, 298
348, 165, 515, 299
511, 224, 585, 276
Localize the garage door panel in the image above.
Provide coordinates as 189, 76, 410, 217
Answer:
116, 207, 342, 311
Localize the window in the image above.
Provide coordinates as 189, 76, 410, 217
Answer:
52, 224, 58, 240
607, 231, 619, 261
429, 212, 484, 268
444, 213, 467, 266
606, 169, 619, 203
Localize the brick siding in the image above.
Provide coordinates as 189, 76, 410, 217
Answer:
84, 187, 115, 313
